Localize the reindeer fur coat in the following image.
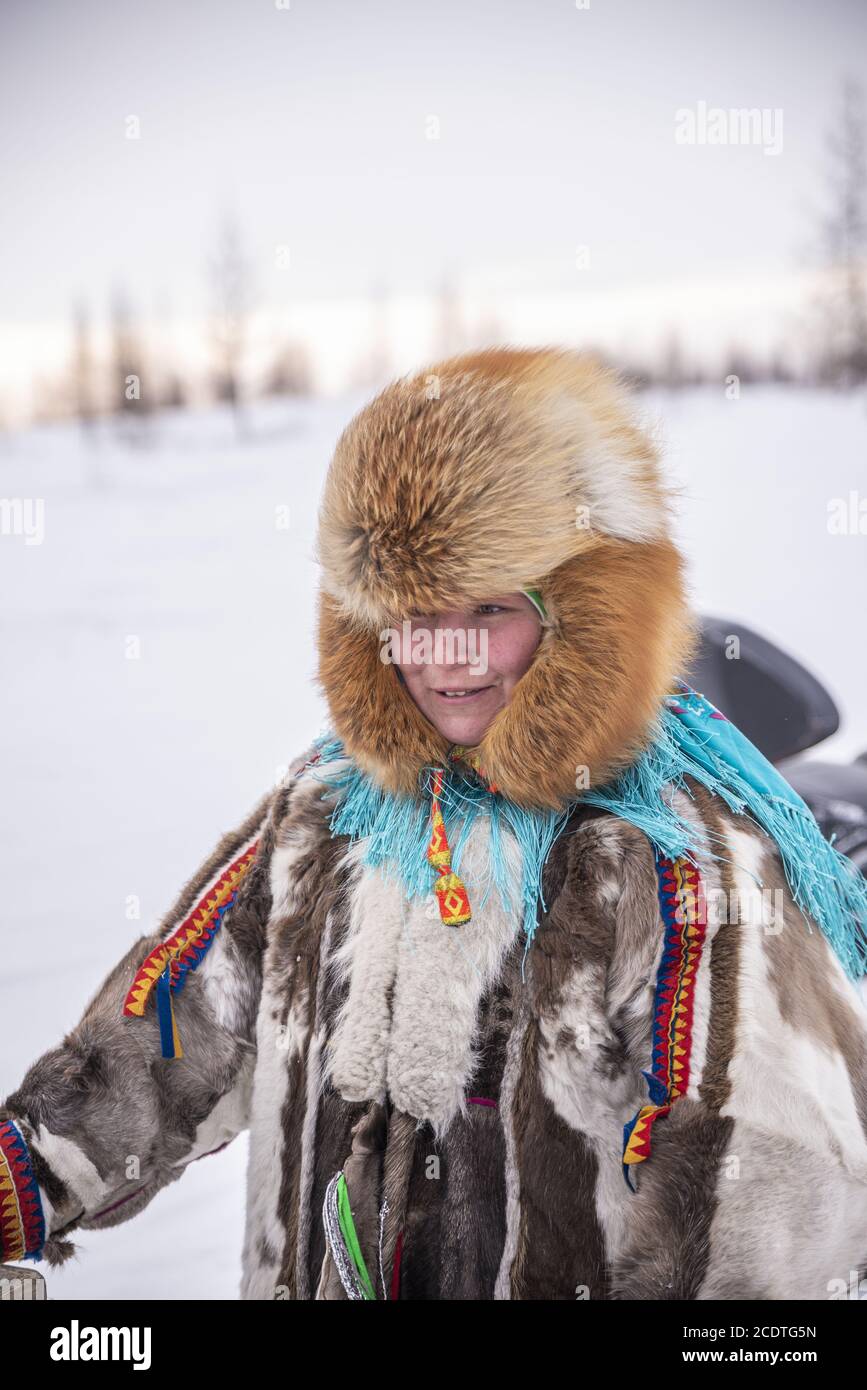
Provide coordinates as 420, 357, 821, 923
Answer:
4, 348, 867, 1301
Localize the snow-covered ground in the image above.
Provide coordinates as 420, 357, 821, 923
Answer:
2, 384, 866, 1300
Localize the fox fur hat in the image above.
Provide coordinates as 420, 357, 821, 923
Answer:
314, 345, 698, 810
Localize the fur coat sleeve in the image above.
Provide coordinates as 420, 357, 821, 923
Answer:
0, 744, 315, 1269
552, 780, 867, 1301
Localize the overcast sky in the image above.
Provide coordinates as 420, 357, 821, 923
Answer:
1, 0, 864, 405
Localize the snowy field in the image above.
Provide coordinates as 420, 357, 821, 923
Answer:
2, 383, 867, 1300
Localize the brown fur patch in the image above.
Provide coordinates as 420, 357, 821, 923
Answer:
510, 1013, 608, 1299
687, 779, 741, 1114
506, 824, 611, 1298
265, 785, 347, 1296
610, 1097, 735, 1298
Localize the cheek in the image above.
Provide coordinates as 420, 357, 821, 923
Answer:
395, 662, 431, 705
487, 623, 541, 679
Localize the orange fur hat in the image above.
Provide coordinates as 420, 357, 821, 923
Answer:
314, 345, 698, 810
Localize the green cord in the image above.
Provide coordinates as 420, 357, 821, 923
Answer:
336, 1172, 377, 1300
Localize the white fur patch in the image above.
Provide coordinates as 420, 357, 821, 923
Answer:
188, 823, 268, 1036
720, 825, 867, 1180
30, 1122, 110, 1214
240, 966, 295, 1299
325, 846, 406, 1105
386, 816, 525, 1137
325, 817, 525, 1137
699, 1116, 867, 1299
545, 388, 669, 543
171, 1059, 255, 1169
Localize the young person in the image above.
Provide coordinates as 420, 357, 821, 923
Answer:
3, 346, 867, 1300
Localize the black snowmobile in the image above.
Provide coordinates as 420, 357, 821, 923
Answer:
689, 617, 867, 877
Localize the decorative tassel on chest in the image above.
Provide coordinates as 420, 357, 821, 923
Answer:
426, 768, 472, 925
425, 749, 498, 926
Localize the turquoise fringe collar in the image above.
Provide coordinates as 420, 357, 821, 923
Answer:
307, 737, 571, 977
306, 680, 867, 984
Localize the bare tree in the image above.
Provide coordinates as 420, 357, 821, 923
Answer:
70, 299, 97, 433
815, 78, 867, 386
350, 279, 393, 390
720, 340, 761, 386
658, 328, 686, 387
766, 349, 796, 385
110, 286, 152, 444
208, 210, 253, 434
264, 340, 314, 397
432, 273, 465, 359
69, 298, 105, 484
468, 300, 505, 350
153, 288, 188, 411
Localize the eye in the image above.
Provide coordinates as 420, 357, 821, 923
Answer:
475, 603, 505, 615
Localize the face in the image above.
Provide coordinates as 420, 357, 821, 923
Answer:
391, 591, 543, 745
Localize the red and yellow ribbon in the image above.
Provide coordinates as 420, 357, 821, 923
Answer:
425, 749, 499, 927
123, 840, 259, 1057
622, 853, 707, 1188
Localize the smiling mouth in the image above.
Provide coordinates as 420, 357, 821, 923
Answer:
433, 686, 494, 702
